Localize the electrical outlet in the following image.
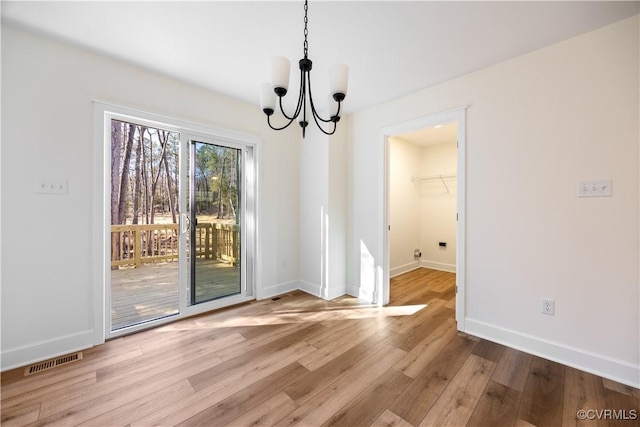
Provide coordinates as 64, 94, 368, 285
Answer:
541, 298, 555, 315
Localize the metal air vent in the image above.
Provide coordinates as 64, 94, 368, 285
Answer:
24, 352, 83, 376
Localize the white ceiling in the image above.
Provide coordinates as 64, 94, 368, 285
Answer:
395, 122, 457, 147
2, 1, 638, 114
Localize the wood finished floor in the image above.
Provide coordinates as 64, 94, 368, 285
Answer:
2, 268, 638, 426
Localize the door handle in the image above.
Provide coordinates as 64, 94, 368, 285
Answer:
181, 213, 191, 234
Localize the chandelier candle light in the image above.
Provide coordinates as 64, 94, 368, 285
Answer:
260, 0, 349, 138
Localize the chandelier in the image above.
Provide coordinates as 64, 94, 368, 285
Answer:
260, 0, 349, 138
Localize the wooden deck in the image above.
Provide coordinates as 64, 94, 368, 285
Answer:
110, 260, 240, 330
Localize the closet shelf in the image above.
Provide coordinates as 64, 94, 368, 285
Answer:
411, 174, 457, 193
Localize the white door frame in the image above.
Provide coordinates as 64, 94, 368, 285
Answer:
381, 106, 467, 330
92, 102, 260, 344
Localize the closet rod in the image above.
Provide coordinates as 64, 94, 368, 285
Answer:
411, 174, 456, 193
410, 174, 456, 182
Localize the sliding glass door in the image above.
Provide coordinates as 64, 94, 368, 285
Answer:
107, 113, 255, 336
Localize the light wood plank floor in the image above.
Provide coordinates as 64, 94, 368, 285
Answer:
2, 268, 638, 426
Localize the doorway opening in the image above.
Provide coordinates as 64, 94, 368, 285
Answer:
382, 107, 466, 330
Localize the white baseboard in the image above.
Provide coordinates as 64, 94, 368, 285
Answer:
344, 283, 376, 303
421, 260, 456, 273
258, 280, 301, 300
465, 318, 640, 389
390, 261, 421, 278
1, 330, 94, 372
390, 261, 457, 277
298, 280, 320, 298
298, 280, 346, 301
346, 283, 359, 298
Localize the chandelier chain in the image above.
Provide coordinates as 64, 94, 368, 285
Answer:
303, 0, 309, 58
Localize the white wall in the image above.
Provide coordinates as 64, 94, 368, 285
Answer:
1, 23, 300, 369
299, 127, 329, 295
327, 123, 348, 299
298, 123, 348, 300
347, 16, 639, 386
419, 141, 457, 272
389, 138, 421, 275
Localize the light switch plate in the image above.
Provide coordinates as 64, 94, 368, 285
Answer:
577, 179, 612, 197
35, 177, 68, 194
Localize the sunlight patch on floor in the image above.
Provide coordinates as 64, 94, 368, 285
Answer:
159, 304, 429, 330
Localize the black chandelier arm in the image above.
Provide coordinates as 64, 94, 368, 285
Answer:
266, 114, 297, 131
265, 73, 307, 132
309, 95, 338, 135
332, 99, 343, 119
312, 115, 338, 135
268, 77, 305, 131
306, 71, 338, 124
278, 68, 306, 122
277, 96, 298, 123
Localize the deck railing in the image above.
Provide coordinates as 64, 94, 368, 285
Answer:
111, 222, 239, 268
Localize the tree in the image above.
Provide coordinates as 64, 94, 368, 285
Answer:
132, 126, 146, 225
162, 133, 177, 224
195, 144, 216, 213
141, 127, 150, 224
148, 129, 179, 253
117, 123, 135, 225
216, 150, 227, 219
110, 121, 122, 225
110, 121, 123, 267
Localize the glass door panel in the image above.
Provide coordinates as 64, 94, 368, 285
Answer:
189, 141, 242, 305
109, 120, 180, 331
